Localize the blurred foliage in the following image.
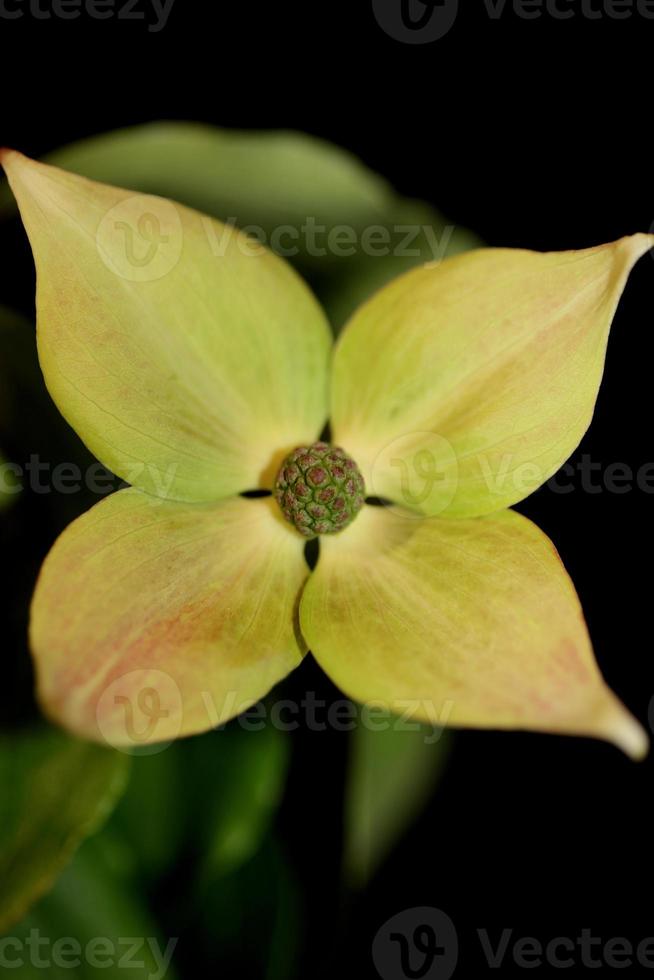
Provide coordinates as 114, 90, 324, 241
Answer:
0, 122, 391, 260
7, 839, 177, 979
182, 838, 300, 980
344, 724, 451, 888
106, 747, 186, 883
319, 196, 479, 330
0, 123, 481, 332
101, 726, 297, 979
0, 727, 130, 934
184, 722, 289, 885
109, 720, 289, 885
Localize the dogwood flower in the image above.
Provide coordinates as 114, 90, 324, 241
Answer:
1, 149, 650, 757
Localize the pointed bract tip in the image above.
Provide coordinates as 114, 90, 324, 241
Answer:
597, 690, 649, 761
0, 147, 24, 174
620, 231, 654, 264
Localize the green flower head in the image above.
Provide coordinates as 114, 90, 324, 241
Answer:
274, 442, 365, 538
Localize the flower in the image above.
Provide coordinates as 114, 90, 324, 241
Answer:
1, 149, 651, 757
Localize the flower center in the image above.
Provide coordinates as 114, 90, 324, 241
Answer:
274, 441, 366, 538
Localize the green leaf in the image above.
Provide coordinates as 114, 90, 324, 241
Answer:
0, 727, 130, 933
320, 197, 482, 332
186, 722, 290, 884
4, 840, 178, 979
108, 748, 186, 881
0, 122, 394, 271
344, 722, 451, 888
0, 124, 481, 300
110, 723, 290, 886
190, 838, 300, 980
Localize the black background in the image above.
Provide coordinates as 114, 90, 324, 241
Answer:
3, 1, 654, 977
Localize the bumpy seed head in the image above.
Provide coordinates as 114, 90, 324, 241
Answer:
274, 442, 366, 538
